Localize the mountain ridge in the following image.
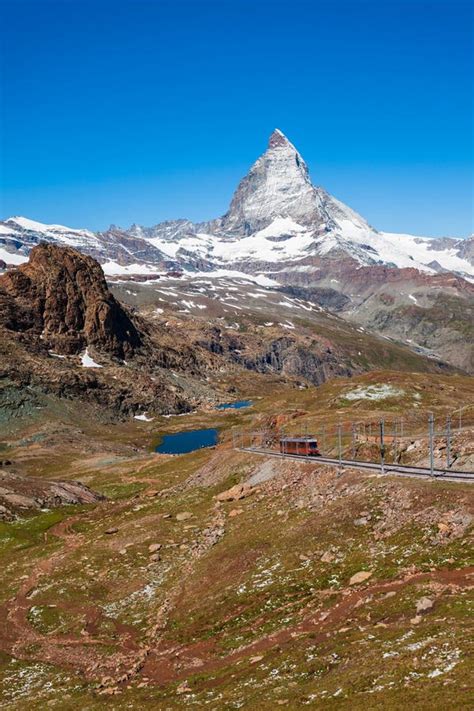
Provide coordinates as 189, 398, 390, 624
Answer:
0, 130, 472, 278
1, 130, 472, 371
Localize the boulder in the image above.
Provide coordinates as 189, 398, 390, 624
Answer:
215, 483, 256, 503
148, 543, 162, 553
321, 551, 334, 563
176, 512, 193, 522
415, 597, 434, 614
349, 571, 373, 585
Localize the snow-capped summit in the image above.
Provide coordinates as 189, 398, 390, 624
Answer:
0, 129, 472, 280
215, 128, 332, 236
268, 127, 291, 148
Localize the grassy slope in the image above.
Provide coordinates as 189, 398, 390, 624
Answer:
0, 372, 472, 709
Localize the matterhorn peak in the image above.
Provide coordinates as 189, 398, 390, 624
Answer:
218, 128, 321, 235
268, 128, 292, 149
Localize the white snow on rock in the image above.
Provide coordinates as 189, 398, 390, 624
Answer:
102, 261, 160, 276
134, 413, 154, 421
0, 247, 29, 265
0, 216, 104, 259
81, 349, 103, 368
343, 384, 405, 401
6, 216, 93, 235
209, 227, 315, 264
253, 216, 307, 238
188, 270, 279, 287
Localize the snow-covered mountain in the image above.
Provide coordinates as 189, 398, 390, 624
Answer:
1, 130, 473, 372
0, 129, 472, 279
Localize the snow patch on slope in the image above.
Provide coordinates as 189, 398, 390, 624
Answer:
102, 261, 160, 276
0, 247, 29, 265
81, 349, 103, 368
253, 216, 307, 238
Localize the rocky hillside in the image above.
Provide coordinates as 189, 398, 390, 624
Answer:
0, 245, 218, 418
1, 244, 458, 425
111, 270, 457, 381
278, 265, 474, 372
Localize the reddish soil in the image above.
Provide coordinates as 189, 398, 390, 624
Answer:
140, 565, 474, 687
0, 509, 140, 676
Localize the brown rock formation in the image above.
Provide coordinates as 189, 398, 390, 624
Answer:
0, 243, 142, 358
0, 467, 105, 520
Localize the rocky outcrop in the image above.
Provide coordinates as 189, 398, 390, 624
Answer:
0, 243, 142, 358
278, 284, 351, 312
237, 337, 353, 384
0, 467, 105, 520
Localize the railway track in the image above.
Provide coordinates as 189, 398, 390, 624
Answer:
238, 447, 474, 483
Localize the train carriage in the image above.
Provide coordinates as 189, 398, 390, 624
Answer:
279, 437, 321, 457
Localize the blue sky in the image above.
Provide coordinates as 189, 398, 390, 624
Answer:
0, 0, 472, 236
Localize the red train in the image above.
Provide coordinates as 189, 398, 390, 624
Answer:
279, 437, 321, 456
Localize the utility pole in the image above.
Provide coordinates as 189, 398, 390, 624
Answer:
380, 419, 385, 475
446, 415, 451, 469
393, 420, 397, 463
428, 413, 435, 477
338, 423, 342, 467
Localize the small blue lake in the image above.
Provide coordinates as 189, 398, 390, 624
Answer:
155, 428, 219, 454
216, 400, 253, 410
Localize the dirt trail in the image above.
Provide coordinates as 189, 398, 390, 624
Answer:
0, 456, 223, 693
141, 565, 474, 686
93, 506, 227, 695
1, 505, 140, 673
